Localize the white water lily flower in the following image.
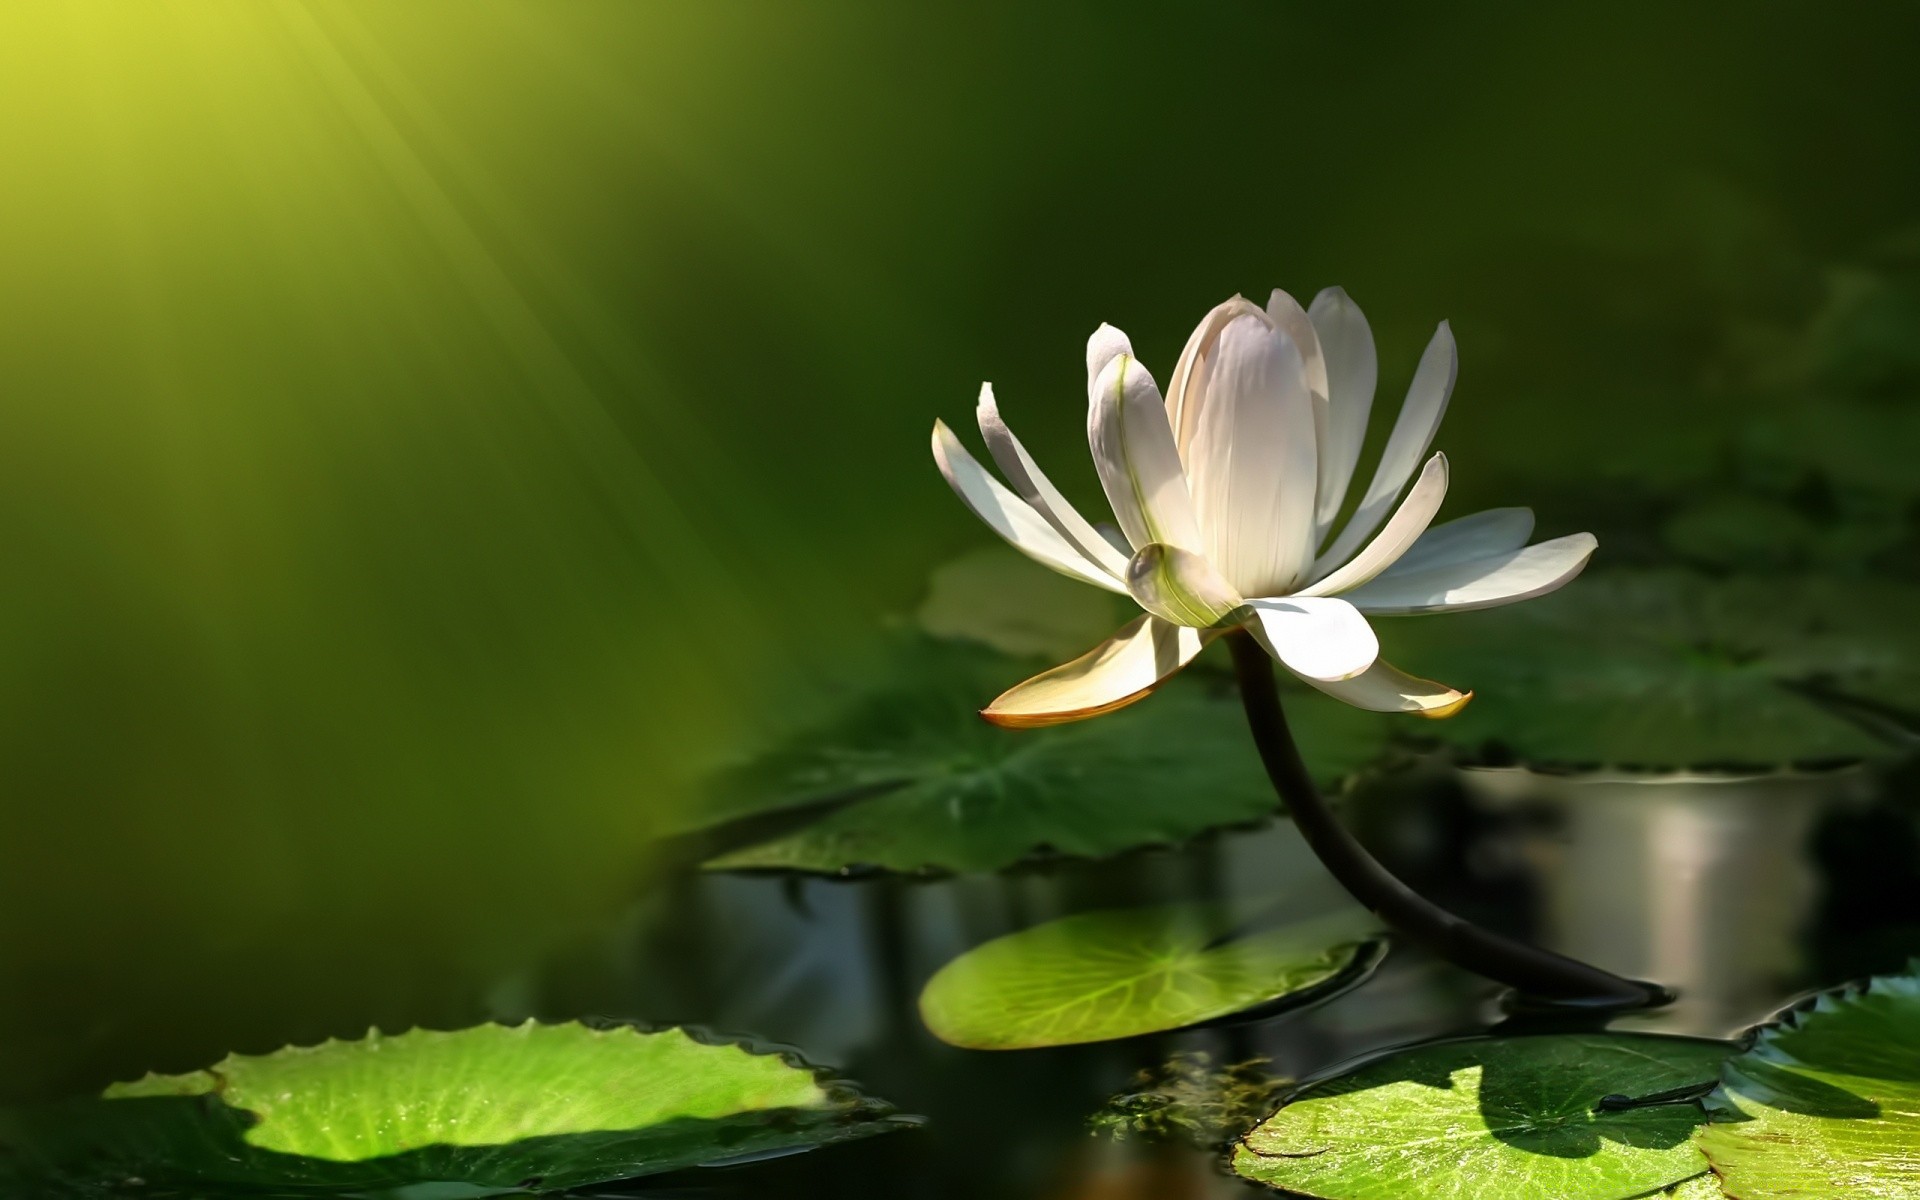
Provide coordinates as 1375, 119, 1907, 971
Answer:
932, 288, 1597, 728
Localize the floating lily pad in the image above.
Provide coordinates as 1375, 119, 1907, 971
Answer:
1380, 569, 1919, 770
1696, 965, 1920, 1199
702, 634, 1394, 874
919, 904, 1379, 1050
0, 1022, 903, 1196
1232, 1033, 1732, 1199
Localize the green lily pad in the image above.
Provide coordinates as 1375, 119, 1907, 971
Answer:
919, 904, 1380, 1050
1232, 1033, 1732, 1199
702, 634, 1394, 874
1696, 965, 1920, 1199
0, 1022, 904, 1196
1380, 569, 1919, 770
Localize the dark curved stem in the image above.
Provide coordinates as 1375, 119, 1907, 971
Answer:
1226, 630, 1667, 1009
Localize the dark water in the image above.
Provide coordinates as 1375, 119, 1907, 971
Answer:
520, 759, 1919, 1199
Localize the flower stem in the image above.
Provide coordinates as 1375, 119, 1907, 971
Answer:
1225, 629, 1669, 1009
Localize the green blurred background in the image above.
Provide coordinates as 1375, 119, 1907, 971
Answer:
1, 0, 1917, 1098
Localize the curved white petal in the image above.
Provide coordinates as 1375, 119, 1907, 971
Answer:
1342, 532, 1597, 615
1087, 322, 1133, 385
1124, 543, 1244, 628
1308, 286, 1379, 536
1186, 314, 1319, 595
1301, 453, 1449, 596
1167, 295, 1266, 455
1296, 657, 1472, 717
982, 614, 1212, 728
932, 421, 1127, 593
1266, 289, 1331, 504
976, 383, 1129, 580
1382, 507, 1534, 578
1318, 320, 1457, 569
1243, 595, 1379, 682
1087, 350, 1202, 553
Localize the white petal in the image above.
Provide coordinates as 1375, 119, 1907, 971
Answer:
1296, 657, 1472, 717
1317, 321, 1457, 569
1242, 596, 1379, 682
982, 615, 1212, 728
976, 383, 1130, 579
1087, 350, 1203, 553
931, 421, 1127, 593
1086, 323, 1133, 386
1185, 314, 1319, 595
1382, 507, 1535, 578
1266, 288, 1331, 510
1342, 532, 1597, 615
1301, 453, 1449, 596
1166, 295, 1266, 455
1124, 543, 1244, 628
1308, 286, 1379, 535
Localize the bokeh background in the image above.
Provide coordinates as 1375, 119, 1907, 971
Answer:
2, 0, 1918, 1100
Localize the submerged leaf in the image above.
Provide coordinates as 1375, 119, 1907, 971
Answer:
0, 1023, 903, 1195
1090, 1052, 1290, 1146
701, 634, 1393, 874
919, 904, 1379, 1050
1696, 965, 1920, 1199
1232, 1033, 1732, 1199
1381, 569, 1919, 769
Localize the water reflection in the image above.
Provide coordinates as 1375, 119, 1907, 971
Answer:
545, 759, 1915, 1198
1461, 767, 1872, 1035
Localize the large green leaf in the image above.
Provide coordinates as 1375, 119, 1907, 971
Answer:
0, 1022, 903, 1196
702, 634, 1394, 875
1381, 569, 1918, 769
1232, 1033, 1732, 1200
1696, 966, 1920, 1199
919, 904, 1379, 1050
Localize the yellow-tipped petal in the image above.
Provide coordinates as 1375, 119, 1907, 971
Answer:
982, 615, 1212, 729
1297, 658, 1472, 717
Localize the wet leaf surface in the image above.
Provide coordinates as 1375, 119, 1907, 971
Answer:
700, 634, 1393, 874
919, 904, 1378, 1050
1697, 965, 1920, 1199
1380, 569, 1920, 769
0, 1023, 903, 1196
1232, 1033, 1732, 1199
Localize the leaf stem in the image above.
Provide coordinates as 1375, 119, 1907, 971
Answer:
1225, 629, 1670, 1009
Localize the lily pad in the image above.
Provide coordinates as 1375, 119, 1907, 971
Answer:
1232, 1033, 1732, 1199
0, 1022, 903, 1196
1380, 569, 1919, 770
1696, 965, 1920, 1199
702, 634, 1394, 874
919, 904, 1380, 1050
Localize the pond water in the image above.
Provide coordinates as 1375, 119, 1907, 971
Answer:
522, 759, 1918, 1198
